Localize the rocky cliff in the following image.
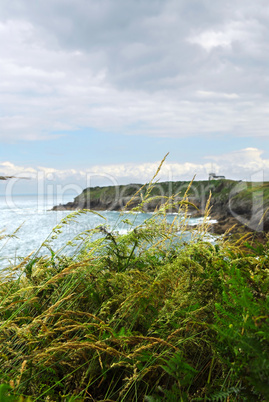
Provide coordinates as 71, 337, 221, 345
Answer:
52, 180, 269, 233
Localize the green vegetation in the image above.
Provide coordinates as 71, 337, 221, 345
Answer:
232, 182, 269, 204
0, 169, 268, 401
74, 180, 234, 205
76, 179, 269, 203
71, 180, 269, 232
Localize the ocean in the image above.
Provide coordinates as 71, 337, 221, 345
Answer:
0, 194, 212, 267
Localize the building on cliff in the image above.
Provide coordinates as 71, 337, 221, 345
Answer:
208, 172, 226, 180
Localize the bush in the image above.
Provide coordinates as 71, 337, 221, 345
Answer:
0, 169, 268, 401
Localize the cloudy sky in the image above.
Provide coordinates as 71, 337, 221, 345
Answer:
0, 0, 269, 194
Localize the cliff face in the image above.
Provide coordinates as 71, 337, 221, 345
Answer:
52, 180, 269, 233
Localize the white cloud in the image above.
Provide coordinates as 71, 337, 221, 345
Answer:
1, 149, 269, 189
188, 21, 246, 51
0, 1, 268, 141
206, 148, 269, 179
188, 19, 266, 53
196, 91, 239, 99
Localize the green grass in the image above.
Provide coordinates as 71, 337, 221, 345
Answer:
0, 168, 268, 401
73, 179, 269, 214
232, 183, 269, 204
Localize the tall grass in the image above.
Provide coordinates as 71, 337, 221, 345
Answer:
0, 165, 268, 401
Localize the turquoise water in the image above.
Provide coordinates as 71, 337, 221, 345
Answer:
0, 194, 211, 266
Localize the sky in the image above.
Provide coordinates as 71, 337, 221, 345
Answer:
0, 0, 269, 195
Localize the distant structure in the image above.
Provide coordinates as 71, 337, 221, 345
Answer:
0, 176, 15, 180
208, 172, 225, 181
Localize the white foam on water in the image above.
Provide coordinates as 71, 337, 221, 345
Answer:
208, 219, 218, 224
114, 228, 130, 235
0, 195, 218, 266
188, 217, 218, 226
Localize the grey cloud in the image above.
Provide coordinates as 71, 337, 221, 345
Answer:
0, 0, 268, 140
2, 1, 268, 93
49, 1, 268, 93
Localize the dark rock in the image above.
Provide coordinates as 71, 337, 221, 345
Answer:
51, 180, 269, 234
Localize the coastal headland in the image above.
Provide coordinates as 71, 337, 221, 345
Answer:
52, 179, 269, 234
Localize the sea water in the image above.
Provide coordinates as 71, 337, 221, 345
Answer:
0, 194, 213, 267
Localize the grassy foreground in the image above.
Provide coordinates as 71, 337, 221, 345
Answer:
0, 178, 268, 401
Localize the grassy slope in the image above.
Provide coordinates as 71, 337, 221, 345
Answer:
74, 179, 269, 206
232, 182, 269, 204
0, 202, 268, 401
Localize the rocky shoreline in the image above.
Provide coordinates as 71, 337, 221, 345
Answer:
52, 180, 269, 235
